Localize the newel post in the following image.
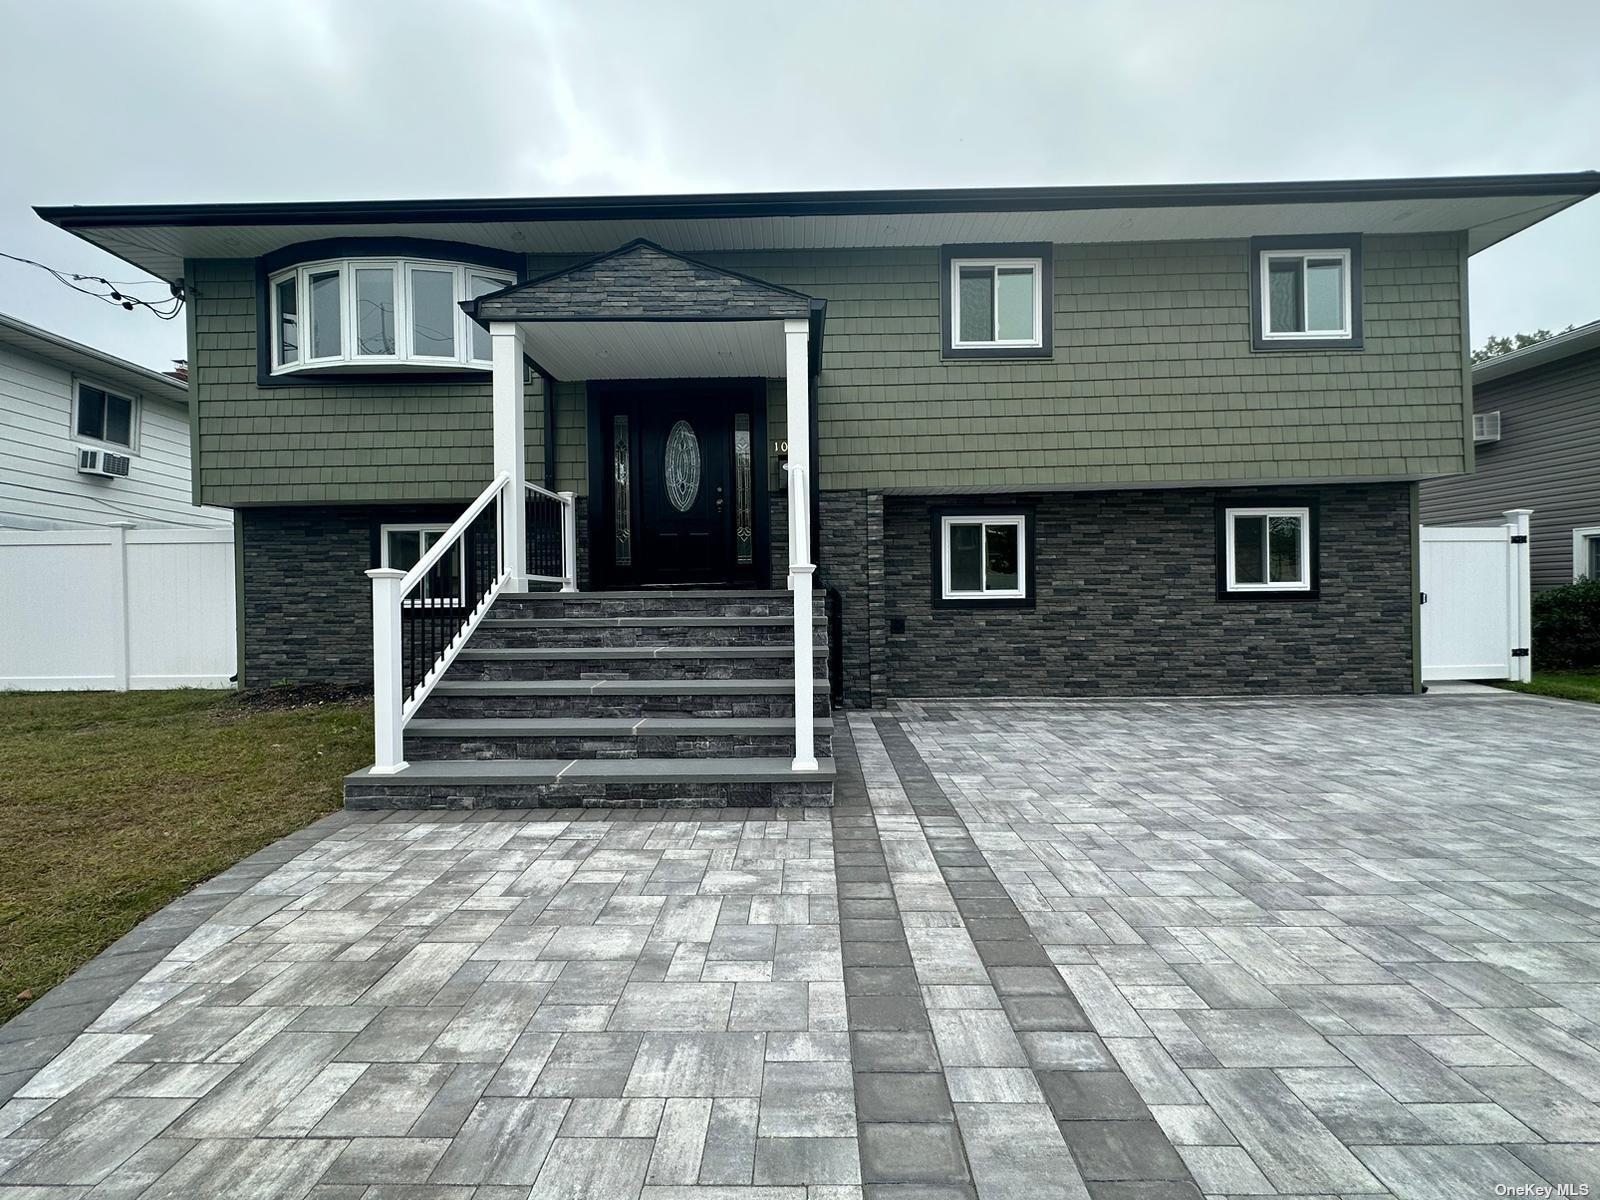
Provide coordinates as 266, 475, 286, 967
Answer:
1505, 508, 1533, 683
559, 491, 578, 592
784, 318, 818, 772
492, 322, 529, 590
367, 567, 408, 773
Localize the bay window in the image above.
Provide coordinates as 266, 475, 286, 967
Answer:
267, 256, 513, 374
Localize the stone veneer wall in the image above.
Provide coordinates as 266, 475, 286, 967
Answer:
238, 505, 455, 687
877, 483, 1415, 697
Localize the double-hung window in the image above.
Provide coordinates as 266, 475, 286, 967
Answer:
935, 511, 1032, 606
1220, 505, 1315, 596
381, 524, 466, 607
75, 382, 137, 450
941, 244, 1053, 359
1249, 236, 1362, 350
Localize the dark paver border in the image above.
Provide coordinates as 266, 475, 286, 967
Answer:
833, 722, 977, 1200
873, 716, 1202, 1199
0, 810, 362, 1101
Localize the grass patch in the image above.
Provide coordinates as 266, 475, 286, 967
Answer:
1492, 669, 1600, 704
0, 688, 371, 1023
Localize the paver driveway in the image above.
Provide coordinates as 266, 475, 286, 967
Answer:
1, 691, 1597, 1199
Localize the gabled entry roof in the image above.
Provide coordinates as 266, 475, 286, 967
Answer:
469, 239, 819, 323
465, 241, 824, 382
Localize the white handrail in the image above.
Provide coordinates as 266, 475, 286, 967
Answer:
523, 482, 579, 591
401, 470, 511, 597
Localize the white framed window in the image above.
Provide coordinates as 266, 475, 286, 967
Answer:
940, 514, 1027, 601
1574, 526, 1600, 581
941, 244, 1052, 359
950, 258, 1043, 348
1260, 249, 1351, 340
1223, 506, 1312, 592
268, 257, 512, 375
73, 380, 138, 451
381, 524, 466, 607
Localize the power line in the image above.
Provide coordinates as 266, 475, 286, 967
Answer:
0, 250, 187, 320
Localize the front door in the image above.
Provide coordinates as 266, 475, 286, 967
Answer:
593, 382, 767, 587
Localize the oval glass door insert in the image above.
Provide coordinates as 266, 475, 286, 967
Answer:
664, 419, 702, 512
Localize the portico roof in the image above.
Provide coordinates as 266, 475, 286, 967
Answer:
465, 240, 825, 381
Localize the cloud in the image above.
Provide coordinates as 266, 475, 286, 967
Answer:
0, 0, 1596, 369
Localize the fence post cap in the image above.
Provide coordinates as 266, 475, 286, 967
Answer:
366, 567, 407, 580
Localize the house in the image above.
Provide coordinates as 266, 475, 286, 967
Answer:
38, 172, 1599, 806
0, 312, 230, 530
1421, 319, 1600, 587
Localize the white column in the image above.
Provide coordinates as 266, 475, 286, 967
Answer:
1505, 508, 1533, 683
367, 567, 408, 772
559, 491, 579, 592
492, 322, 529, 590
784, 318, 817, 772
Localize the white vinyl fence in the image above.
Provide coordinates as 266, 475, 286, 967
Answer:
0, 523, 236, 691
1419, 508, 1532, 684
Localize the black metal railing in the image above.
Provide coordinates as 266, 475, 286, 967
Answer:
526, 486, 565, 583
399, 489, 503, 700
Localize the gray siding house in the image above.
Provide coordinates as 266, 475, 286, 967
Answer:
1422, 320, 1600, 588
38, 173, 1598, 807
0, 313, 230, 531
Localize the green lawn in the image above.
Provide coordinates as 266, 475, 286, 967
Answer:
1492, 668, 1600, 704
0, 688, 371, 1024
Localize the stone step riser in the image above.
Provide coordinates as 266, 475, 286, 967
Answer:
472, 624, 825, 650
406, 730, 834, 761
493, 598, 795, 619
449, 656, 822, 682
345, 777, 835, 811
418, 692, 830, 720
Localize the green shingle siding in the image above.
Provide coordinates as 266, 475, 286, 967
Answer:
189, 234, 1467, 505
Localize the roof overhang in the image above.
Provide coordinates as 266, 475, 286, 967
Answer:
36, 173, 1600, 285
1473, 318, 1600, 386
0, 312, 187, 403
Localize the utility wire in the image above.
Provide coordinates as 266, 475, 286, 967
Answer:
0, 250, 186, 320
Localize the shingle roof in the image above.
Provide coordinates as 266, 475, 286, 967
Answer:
469, 240, 816, 323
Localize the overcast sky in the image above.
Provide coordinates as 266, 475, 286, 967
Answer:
2, 0, 1597, 372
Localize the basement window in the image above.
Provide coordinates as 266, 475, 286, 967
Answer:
934, 511, 1033, 606
381, 524, 466, 607
268, 257, 512, 375
1220, 505, 1316, 597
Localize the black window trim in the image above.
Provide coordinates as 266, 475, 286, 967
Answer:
929, 503, 1037, 609
1248, 233, 1364, 352
1214, 495, 1321, 601
939, 243, 1054, 360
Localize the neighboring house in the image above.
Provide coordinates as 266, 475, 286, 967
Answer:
0, 312, 229, 529
36, 173, 1598, 805
1422, 320, 1600, 587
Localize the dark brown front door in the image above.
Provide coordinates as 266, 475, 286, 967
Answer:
593, 382, 766, 587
